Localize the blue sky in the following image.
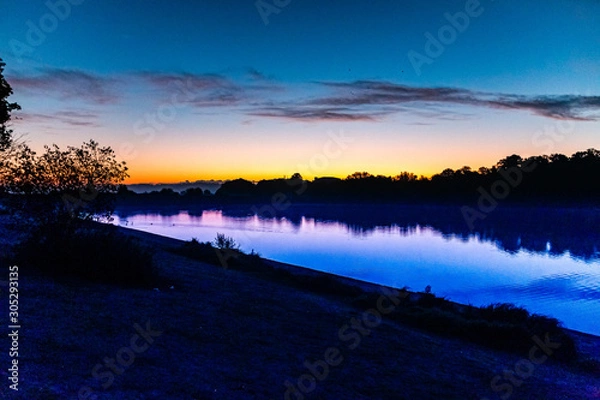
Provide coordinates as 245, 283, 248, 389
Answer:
1, 0, 599, 182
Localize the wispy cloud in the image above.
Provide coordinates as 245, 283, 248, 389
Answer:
17, 110, 101, 128
135, 71, 243, 106
248, 106, 380, 122
306, 80, 600, 121
246, 68, 271, 81
134, 71, 283, 108
313, 81, 474, 106
485, 95, 600, 121
9, 68, 119, 105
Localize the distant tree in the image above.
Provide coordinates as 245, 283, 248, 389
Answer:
182, 187, 205, 198
290, 172, 303, 180
346, 171, 373, 180
393, 172, 417, 182
158, 188, 177, 196
215, 178, 255, 197
497, 154, 523, 169
0, 58, 21, 152
571, 148, 600, 162
549, 153, 568, 164
457, 166, 472, 175
525, 155, 548, 167
439, 168, 455, 178
478, 166, 491, 175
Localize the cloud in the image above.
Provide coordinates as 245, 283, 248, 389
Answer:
246, 68, 271, 81
135, 71, 252, 107
136, 71, 235, 91
9, 68, 119, 104
485, 95, 600, 121
248, 106, 379, 122
135, 70, 286, 109
16, 110, 101, 128
312, 81, 474, 106
306, 80, 600, 121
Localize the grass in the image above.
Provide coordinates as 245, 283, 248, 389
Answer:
172, 236, 580, 363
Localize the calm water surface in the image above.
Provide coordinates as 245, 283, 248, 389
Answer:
113, 206, 600, 335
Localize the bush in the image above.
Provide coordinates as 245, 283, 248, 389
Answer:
177, 238, 222, 265
213, 233, 239, 251
15, 222, 156, 286
386, 295, 578, 362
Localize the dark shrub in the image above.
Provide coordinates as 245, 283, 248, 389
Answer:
415, 292, 453, 310
176, 237, 244, 268
383, 294, 578, 362
479, 303, 531, 324
15, 222, 156, 286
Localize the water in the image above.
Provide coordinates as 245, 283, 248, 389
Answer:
113, 205, 600, 335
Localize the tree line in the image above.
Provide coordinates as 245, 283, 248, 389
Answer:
117, 150, 600, 206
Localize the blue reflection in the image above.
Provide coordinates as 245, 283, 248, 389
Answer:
113, 205, 600, 334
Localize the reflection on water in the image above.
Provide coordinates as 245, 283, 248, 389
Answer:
114, 205, 600, 335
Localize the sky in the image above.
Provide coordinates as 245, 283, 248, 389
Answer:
1, 0, 599, 184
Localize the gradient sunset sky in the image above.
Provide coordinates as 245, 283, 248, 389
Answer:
1, 0, 599, 184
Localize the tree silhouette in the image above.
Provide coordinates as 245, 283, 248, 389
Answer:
4, 140, 128, 223
0, 58, 21, 152
393, 172, 417, 182
346, 171, 373, 180
497, 154, 523, 169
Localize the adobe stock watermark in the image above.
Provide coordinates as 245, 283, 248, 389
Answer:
255, 0, 292, 25
215, 129, 355, 269
283, 287, 408, 399
6, 265, 20, 392
481, 332, 562, 400
407, 0, 491, 76
461, 119, 574, 230
9, 0, 86, 63
77, 320, 162, 400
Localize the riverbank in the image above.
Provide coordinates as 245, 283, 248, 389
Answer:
1, 222, 599, 399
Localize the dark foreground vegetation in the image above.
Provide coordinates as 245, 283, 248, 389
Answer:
13, 221, 157, 287
172, 236, 588, 366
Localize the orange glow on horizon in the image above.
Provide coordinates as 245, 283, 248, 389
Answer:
119, 132, 523, 185
123, 167, 444, 185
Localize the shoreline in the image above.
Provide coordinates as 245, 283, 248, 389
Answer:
118, 225, 600, 342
